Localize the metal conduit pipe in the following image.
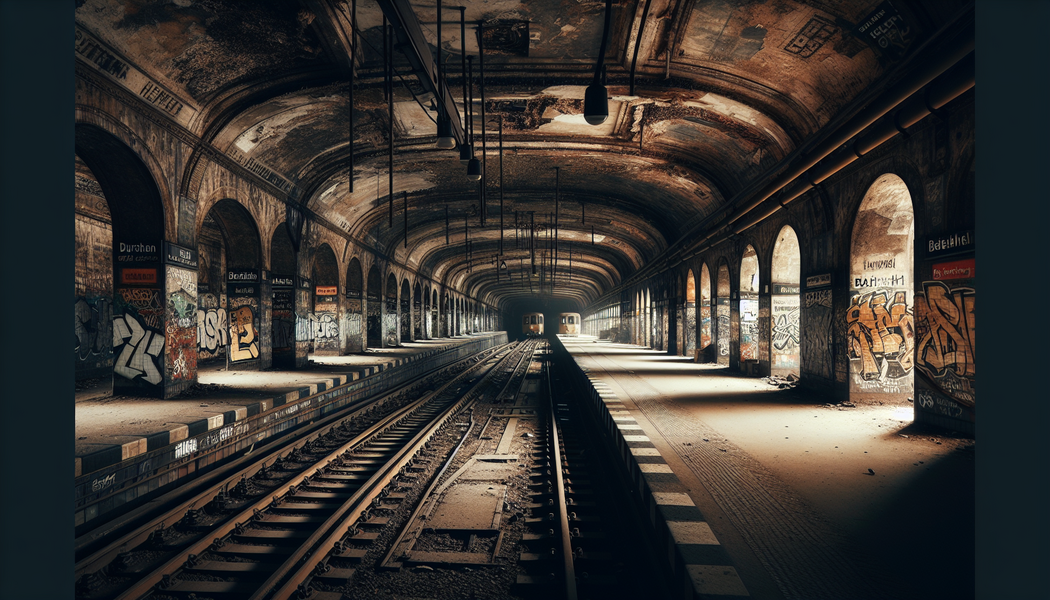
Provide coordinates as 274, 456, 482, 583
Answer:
730, 50, 975, 234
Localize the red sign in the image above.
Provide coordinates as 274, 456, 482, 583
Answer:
121, 268, 158, 285
315, 286, 338, 296
932, 258, 975, 281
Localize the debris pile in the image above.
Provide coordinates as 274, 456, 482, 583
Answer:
763, 374, 799, 389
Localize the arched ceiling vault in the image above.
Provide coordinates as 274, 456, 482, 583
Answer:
76, 0, 974, 310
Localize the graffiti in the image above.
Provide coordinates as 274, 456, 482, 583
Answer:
716, 299, 730, 358
740, 297, 759, 361
113, 312, 165, 385
197, 307, 229, 354
312, 312, 340, 340
296, 313, 314, 342
847, 289, 915, 385
700, 301, 711, 349
804, 289, 833, 308
772, 299, 801, 352
91, 473, 116, 494
119, 287, 164, 328
229, 306, 259, 361
917, 388, 963, 418
915, 282, 976, 405
75, 296, 113, 361
175, 438, 198, 460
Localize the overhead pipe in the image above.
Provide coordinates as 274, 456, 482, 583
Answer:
675, 21, 974, 259
729, 50, 975, 235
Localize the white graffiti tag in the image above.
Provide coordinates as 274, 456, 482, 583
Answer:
113, 313, 165, 384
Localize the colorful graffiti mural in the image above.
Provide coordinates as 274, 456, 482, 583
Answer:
915, 281, 975, 405
229, 304, 260, 361
700, 300, 711, 349
166, 267, 198, 381
847, 289, 915, 392
771, 294, 800, 371
197, 298, 229, 358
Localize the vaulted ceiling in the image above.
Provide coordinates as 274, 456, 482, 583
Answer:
75, 0, 974, 312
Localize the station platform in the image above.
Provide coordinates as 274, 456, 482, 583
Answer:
556, 335, 974, 600
74, 334, 506, 530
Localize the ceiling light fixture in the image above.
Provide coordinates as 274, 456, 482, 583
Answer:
459, 9, 474, 164
584, 0, 613, 126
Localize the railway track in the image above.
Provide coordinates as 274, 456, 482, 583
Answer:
75, 342, 529, 600
516, 348, 662, 599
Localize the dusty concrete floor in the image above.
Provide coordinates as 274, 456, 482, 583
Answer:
562, 336, 974, 600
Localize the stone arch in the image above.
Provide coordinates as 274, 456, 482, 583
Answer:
199, 198, 263, 371
847, 173, 916, 404
311, 243, 340, 355
74, 123, 173, 395
771, 226, 801, 377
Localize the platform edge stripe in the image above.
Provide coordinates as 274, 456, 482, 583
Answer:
234, 407, 248, 420
121, 437, 148, 460
79, 445, 122, 474
168, 424, 189, 443
206, 415, 224, 430
186, 419, 209, 436
246, 402, 262, 417
638, 463, 674, 473
146, 430, 171, 451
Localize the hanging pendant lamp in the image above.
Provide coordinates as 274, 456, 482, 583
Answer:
585, 0, 613, 125
435, 0, 456, 149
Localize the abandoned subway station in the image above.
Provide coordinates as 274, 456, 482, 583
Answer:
60, 0, 990, 598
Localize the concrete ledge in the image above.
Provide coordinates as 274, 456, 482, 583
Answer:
566, 354, 751, 600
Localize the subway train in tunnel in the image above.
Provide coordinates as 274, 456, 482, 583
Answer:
522, 312, 544, 337
558, 312, 581, 336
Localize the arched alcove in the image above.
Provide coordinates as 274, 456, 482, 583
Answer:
413, 282, 424, 340
771, 226, 801, 377
684, 270, 697, 357
400, 278, 411, 341
200, 199, 263, 370
311, 244, 340, 355
848, 173, 915, 403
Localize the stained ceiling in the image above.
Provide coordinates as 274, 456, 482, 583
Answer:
75, 0, 974, 312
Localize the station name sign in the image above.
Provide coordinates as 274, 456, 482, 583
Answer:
927, 230, 973, 259
228, 270, 259, 296
115, 241, 159, 264
120, 267, 157, 285
164, 242, 198, 269
272, 276, 295, 288
772, 284, 800, 295
316, 286, 338, 297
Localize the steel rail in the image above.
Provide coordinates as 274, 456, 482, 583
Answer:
76, 344, 502, 577
263, 344, 520, 599
110, 345, 509, 600
545, 354, 578, 600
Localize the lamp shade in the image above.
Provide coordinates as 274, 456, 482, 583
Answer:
466, 157, 482, 181
436, 114, 456, 149
459, 142, 474, 164
584, 83, 609, 125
